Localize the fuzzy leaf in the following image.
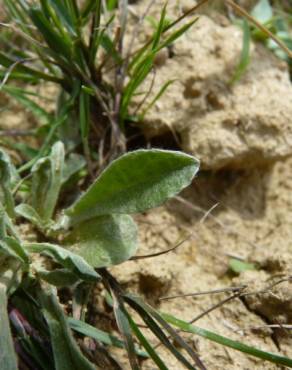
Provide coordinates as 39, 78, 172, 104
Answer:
252, 0, 273, 24
65, 214, 138, 268
0, 149, 19, 218
0, 237, 29, 265
38, 286, 96, 370
66, 150, 199, 225
24, 242, 99, 281
0, 285, 18, 370
15, 203, 46, 230
31, 141, 65, 222
38, 268, 79, 287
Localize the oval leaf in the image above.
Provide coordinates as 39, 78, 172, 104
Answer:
65, 214, 138, 268
66, 150, 199, 225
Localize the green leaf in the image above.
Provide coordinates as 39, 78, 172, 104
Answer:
152, 3, 168, 50
112, 293, 140, 370
31, 141, 65, 222
66, 149, 199, 225
156, 18, 198, 52
79, 89, 90, 140
15, 203, 47, 230
0, 285, 18, 370
230, 19, 251, 84
0, 256, 21, 294
0, 149, 19, 218
0, 237, 29, 265
140, 79, 176, 119
24, 242, 99, 281
68, 317, 148, 357
229, 258, 256, 274
2, 85, 52, 124
125, 295, 199, 370
29, 7, 72, 61
65, 214, 138, 268
62, 153, 86, 184
162, 313, 292, 368
251, 0, 273, 24
126, 314, 168, 369
38, 268, 79, 286
38, 286, 96, 370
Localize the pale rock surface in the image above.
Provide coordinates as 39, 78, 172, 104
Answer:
131, 8, 292, 169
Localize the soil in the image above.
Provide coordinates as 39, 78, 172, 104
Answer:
110, 1, 292, 368
1, 1, 292, 369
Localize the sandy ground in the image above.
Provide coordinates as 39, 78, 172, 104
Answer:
1, 0, 292, 368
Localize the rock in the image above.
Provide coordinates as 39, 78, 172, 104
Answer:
135, 12, 292, 169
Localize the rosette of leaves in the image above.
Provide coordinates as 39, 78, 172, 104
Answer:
0, 142, 202, 370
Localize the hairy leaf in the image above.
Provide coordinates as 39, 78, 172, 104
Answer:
0, 285, 18, 370
38, 286, 96, 370
66, 150, 199, 225
31, 141, 65, 222
65, 214, 138, 268
24, 242, 99, 281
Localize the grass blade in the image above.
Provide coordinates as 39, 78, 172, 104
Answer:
38, 286, 96, 370
125, 295, 197, 370
111, 292, 140, 370
68, 317, 148, 357
140, 79, 176, 119
152, 3, 167, 50
126, 313, 169, 370
230, 19, 251, 84
162, 312, 292, 368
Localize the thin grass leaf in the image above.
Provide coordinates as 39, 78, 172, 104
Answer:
88, 0, 101, 63
0, 52, 62, 83
79, 88, 90, 140
125, 296, 196, 370
125, 295, 204, 370
18, 85, 79, 173
68, 317, 148, 357
152, 3, 167, 50
156, 18, 198, 52
162, 313, 292, 368
0, 285, 18, 370
29, 8, 72, 61
230, 19, 251, 84
2, 85, 52, 123
112, 294, 140, 370
126, 313, 169, 370
81, 0, 99, 20
100, 33, 122, 63
121, 55, 153, 117
46, 0, 77, 36
38, 286, 96, 370
140, 79, 176, 119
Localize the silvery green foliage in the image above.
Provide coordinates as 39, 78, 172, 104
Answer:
0, 144, 199, 370
2, 144, 199, 271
